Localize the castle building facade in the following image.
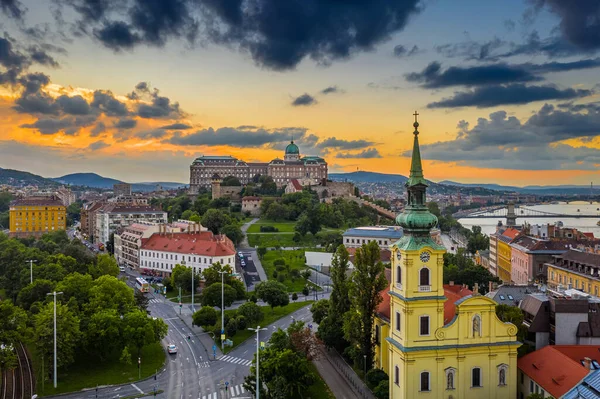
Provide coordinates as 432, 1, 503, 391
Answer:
382, 115, 520, 398
188, 140, 327, 193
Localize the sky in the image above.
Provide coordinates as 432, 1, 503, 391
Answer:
0, 0, 599, 186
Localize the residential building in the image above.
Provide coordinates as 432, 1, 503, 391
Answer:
241, 196, 262, 216
80, 201, 104, 240
113, 183, 132, 197
510, 236, 577, 284
284, 179, 303, 194
497, 227, 520, 282
189, 140, 327, 193
342, 226, 404, 250
547, 250, 600, 297
487, 283, 541, 307
518, 345, 600, 399
55, 187, 76, 206
9, 196, 66, 238
386, 118, 519, 399
95, 204, 167, 245
489, 228, 500, 276
139, 231, 236, 276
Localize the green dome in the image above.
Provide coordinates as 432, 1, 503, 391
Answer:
396, 207, 438, 233
285, 141, 300, 154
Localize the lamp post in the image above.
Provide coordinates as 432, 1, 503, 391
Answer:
46, 291, 63, 389
363, 354, 367, 378
182, 259, 194, 312
248, 326, 267, 399
26, 259, 37, 284
218, 270, 228, 350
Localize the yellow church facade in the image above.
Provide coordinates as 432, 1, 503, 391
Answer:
378, 115, 520, 398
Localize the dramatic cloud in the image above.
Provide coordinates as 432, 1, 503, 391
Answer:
427, 84, 592, 108
292, 94, 317, 107
160, 123, 192, 130
90, 90, 129, 116
90, 122, 106, 137
129, 81, 185, 119
393, 44, 420, 58
59, 0, 422, 71
168, 127, 307, 148
416, 105, 600, 169
88, 140, 110, 151
20, 115, 95, 135
56, 95, 92, 115
0, 0, 26, 20
435, 37, 507, 61
321, 86, 342, 95
317, 137, 375, 150
113, 118, 137, 129
135, 129, 167, 139
336, 148, 382, 159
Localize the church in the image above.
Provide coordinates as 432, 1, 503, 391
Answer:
375, 115, 520, 398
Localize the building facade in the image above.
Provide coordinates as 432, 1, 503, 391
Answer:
547, 250, 600, 297
189, 140, 327, 193
497, 228, 520, 283
113, 183, 132, 197
342, 226, 404, 250
95, 205, 167, 244
9, 196, 66, 238
55, 187, 76, 206
139, 231, 236, 276
241, 196, 262, 216
386, 117, 519, 399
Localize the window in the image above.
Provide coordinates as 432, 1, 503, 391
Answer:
507, 295, 514, 300
472, 314, 481, 337
420, 372, 430, 391
395, 312, 401, 331
396, 265, 402, 285
446, 368, 456, 390
499, 295, 505, 300
420, 316, 430, 336
394, 366, 399, 386
472, 368, 482, 387
419, 267, 430, 286
375, 325, 380, 345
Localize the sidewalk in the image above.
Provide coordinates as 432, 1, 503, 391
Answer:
317, 347, 376, 399
240, 218, 259, 248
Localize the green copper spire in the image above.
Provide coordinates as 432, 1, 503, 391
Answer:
396, 112, 438, 236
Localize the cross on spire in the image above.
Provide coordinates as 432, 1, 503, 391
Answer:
413, 111, 419, 123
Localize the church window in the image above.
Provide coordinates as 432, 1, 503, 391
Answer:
394, 366, 399, 386
472, 314, 482, 337
446, 368, 456, 390
395, 312, 401, 331
472, 368, 482, 388
396, 265, 402, 285
420, 372, 430, 391
419, 315, 430, 336
419, 267, 430, 286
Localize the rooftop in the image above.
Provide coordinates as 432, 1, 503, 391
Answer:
519, 345, 600, 398
11, 197, 65, 207
141, 232, 236, 257
486, 284, 541, 306
343, 226, 404, 239
443, 284, 474, 324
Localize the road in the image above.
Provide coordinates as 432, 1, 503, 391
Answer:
237, 249, 264, 292
49, 269, 316, 399
441, 233, 457, 254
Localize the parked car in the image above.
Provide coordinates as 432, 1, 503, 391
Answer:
119, 266, 125, 272
168, 344, 177, 354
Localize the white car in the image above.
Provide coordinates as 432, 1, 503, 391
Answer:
119, 266, 125, 272
168, 344, 177, 354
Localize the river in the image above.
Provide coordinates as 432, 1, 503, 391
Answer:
458, 202, 600, 237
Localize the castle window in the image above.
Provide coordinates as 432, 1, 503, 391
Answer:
420, 372, 430, 391
472, 368, 482, 388
445, 368, 456, 390
394, 366, 399, 386
419, 315, 430, 336
472, 314, 482, 337
419, 267, 430, 287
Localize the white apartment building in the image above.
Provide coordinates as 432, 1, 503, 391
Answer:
95, 205, 167, 244
342, 226, 404, 249
139, 231, 236, 276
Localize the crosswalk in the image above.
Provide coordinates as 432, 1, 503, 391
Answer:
218, 355, 253, 367
199, 384, 246, 399
149, 298, 162, 304
199, 361, 210, 368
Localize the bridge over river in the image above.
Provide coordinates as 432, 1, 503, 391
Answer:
454, 205, 600, 221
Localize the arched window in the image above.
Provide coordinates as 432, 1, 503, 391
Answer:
396, 265, 402, 285
472, 314, 482, 337
497, 364, 508, 386
419, 267, 430, 286
420, 371, 430, 391
445, 368, 456, 390
472, 367, 482, 388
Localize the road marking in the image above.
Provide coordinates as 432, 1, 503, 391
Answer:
131, 384, 143, 394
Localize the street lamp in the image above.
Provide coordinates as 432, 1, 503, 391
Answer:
26, 259, 37, 284
46, 291, 63, 388
363, 354, 367, 378
182, 259, 194, 312
248, 326, 267, 399
218, 270, 228, 350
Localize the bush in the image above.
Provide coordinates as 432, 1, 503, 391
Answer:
237, 301, 264, 324
249, 293, 258, 303
290, 269, 301, 278
260, 226, 279, 232
275, 264, 286, 272
236, 315, 247, 330
292, 293, 298, 301
273, 258, 286, 266
373, 380, 389, 399
192, 306, 218, 328
366, 369, 389, 390
223, 310, 237, 327
277, 273, 286, 283
226, 318, 238, 337
272, 270, 278, 278
302, 286, 310, 296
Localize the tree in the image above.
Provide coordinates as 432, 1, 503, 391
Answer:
202, 209, 231, 234
526, 394, 545, 399
171, 264, 199, 293
90, 254, 119, 278
203, 263, 245, 299
496, 304, 527, 341
193, 306, 218, 327
0, 300, 28, 371
426, 201, 441, 217
85, 309, 122, 361
221, 224, 244, 246
343, 241, 387, 371
88, 275, 135, 315
292, 293, 298, 302
310, 299, 329, 324
257, 247, 267, 259
256, 280, 289, 312
222, 176, 242, 186
226, 318, 238, 337
56, 272, 94, 311
17, 279, 55, 311
302, 286, 310, 297
123, 310, 168, 356
135, 290, 149, 312
237, 302, 264, 324
201, 283, 237, 308
106, 232, 115, 255
35, 301, 81, 375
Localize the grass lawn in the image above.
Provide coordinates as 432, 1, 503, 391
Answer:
247, 221, 296, 233
306, 362, 336, 399
221, 301, 314, 354
32, 342, 165, 397
261, 249, 317, 292
247, 233, 317, 248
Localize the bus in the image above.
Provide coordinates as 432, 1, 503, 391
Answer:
135, 277, 150, 293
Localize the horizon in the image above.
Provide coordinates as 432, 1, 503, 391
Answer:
0, 1, 599, 186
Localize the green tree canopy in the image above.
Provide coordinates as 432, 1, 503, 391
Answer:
256, 280, 289, 312
171, 264, 200, 293
193, 306, 218, 327
201, 283, 237, 308
201, 209, 231, 234
309, 299, 329, 324
88, 275, 135, 315
237, 301, 264, 324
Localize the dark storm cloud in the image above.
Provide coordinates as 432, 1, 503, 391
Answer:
90, 90, 130, 117
530, 0, 600, 52
393, 44, 420, 58
291, 94, 317, 107
427, 84, 592, 108
56, 95, 92, 115
59, 0, 422, 71
336, 148, 382, 159
317, 137, 375, 150
114, 118, 137, 129
20, 115, 95, 135
160, 123, 192, 130
414, 105, 600, 170
128, 81, 184, 119
405, 62, 541, 88
90, 122, 106, 137
0, 0, 26, 20
27, 46, 59, 68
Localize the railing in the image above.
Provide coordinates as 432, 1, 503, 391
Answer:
322, 347, 376, 399
418, 285, 432, 292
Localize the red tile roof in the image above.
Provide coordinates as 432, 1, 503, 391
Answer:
502, 228, 521, 240
584, 232, 595, 239
443, 284, 473, 324
242, 196, 261, 201
518, 345, 599, 398
141, 232, 236, 257
376, 269, 392, 321
290, 179, 302, 191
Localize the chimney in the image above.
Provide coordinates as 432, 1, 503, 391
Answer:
489, 281, 493, 294
473, 283, 479, 295
583, 357, 592, 370
449, 281, 454, 286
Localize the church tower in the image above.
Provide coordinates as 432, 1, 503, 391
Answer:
387, 114, 519, 399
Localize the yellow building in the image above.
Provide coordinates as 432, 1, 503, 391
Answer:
547, 249, 600, 296
384, 116, 520, 398
9, 196, 67, 238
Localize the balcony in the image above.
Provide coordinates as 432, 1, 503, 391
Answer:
418, 285, 432, 292
395, 283, 403, 290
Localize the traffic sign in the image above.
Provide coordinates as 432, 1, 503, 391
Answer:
212, 345, 217, 351
221, 334, 226, 340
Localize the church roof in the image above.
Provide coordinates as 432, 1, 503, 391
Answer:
443, 284, 473, 324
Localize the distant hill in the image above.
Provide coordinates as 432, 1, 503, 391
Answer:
330, 171, 408, 183
53, 173, 186, 192
0, 167, 58, 187
440, 180, 597, 195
